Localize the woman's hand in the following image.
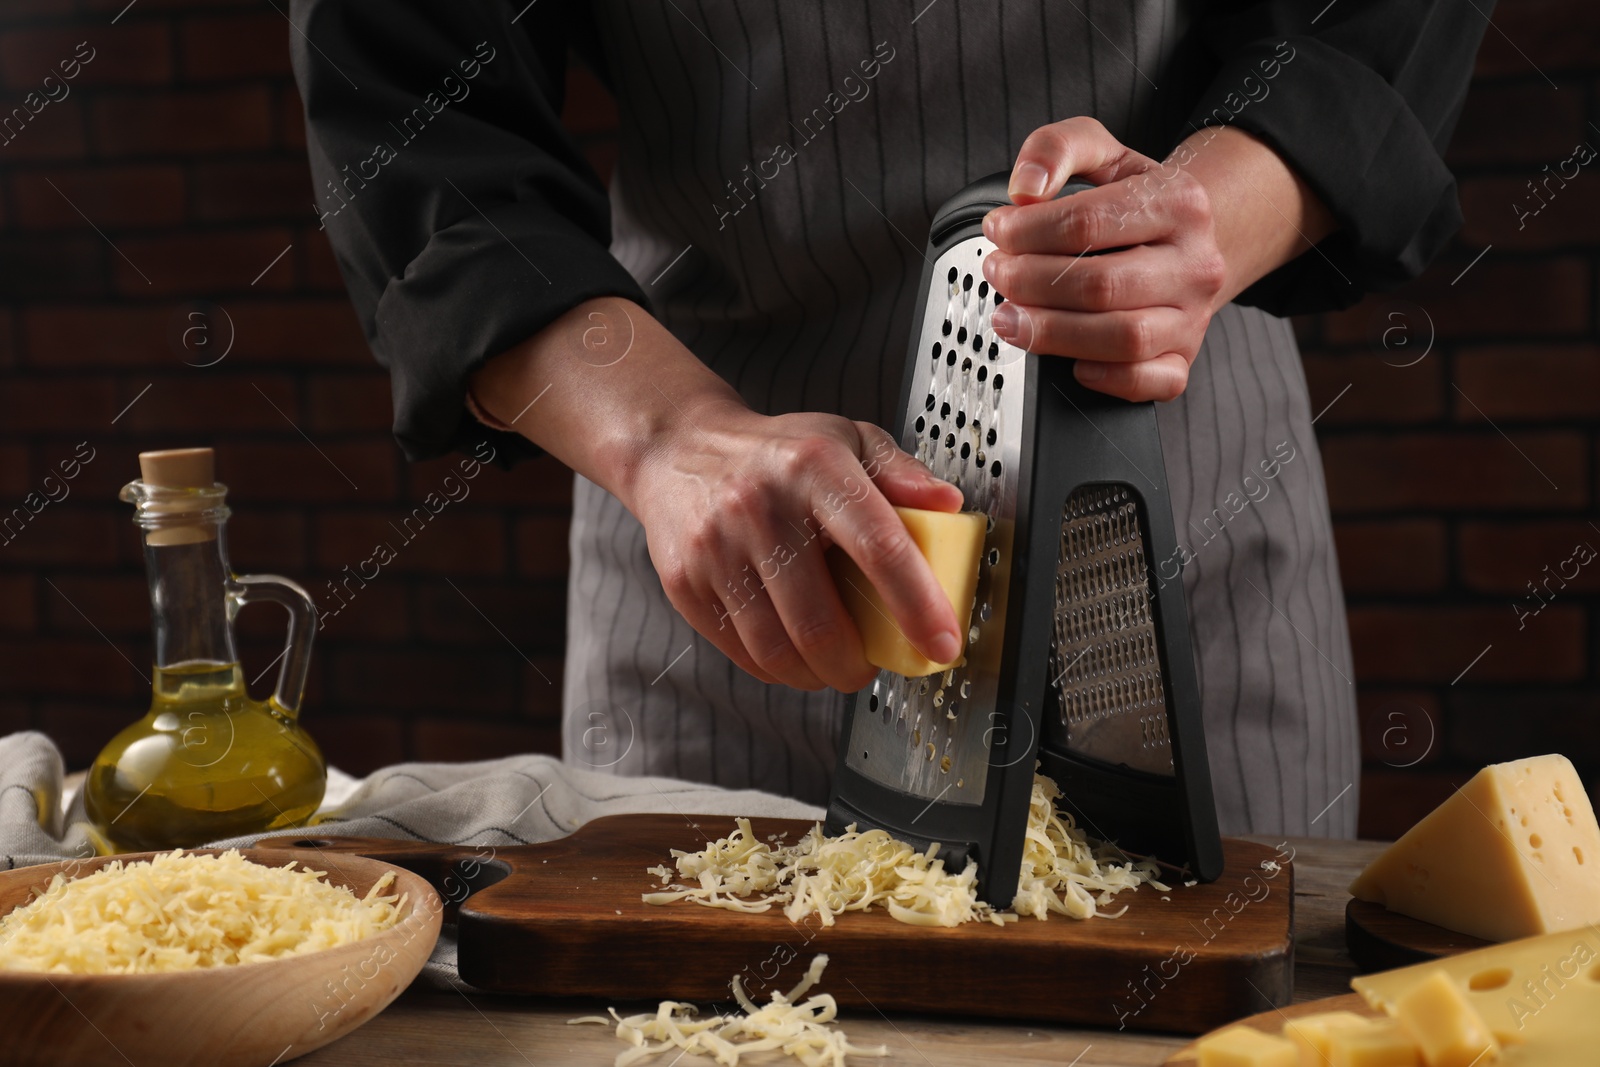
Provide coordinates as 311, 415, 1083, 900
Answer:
982, 117, 1334, 401
627, 401, 965, 692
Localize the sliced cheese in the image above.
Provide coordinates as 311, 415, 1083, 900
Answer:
1349, 754, 1600, 942
1353, 926, 1600, 1066
1392, 970, 1498, 1067
827, 506, 985, 677
1196, 1026, 1298, 1067
1282, 1010, 1374, 1064
1325, 1019, 1420, 1067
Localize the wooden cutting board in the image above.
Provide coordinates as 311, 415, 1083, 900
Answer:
1345, 898, 1491, 972
1163, 994, 1377, 1063
258, 814, 1294, 1033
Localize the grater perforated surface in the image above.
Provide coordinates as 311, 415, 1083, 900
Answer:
843, 236, 1027, 804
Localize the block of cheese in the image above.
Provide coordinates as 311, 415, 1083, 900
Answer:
1283, 1010, 1375, 1064
827, 507, 986, 678
1354, 925, 1600, 1065
1196, 1025, 1298, 1067
1348, 754, 1600, 942
1325, 1019, 1420, 1067
1392, 971, 1498, 1067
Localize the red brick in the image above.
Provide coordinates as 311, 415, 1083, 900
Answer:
1358, 769, 1475, 841
43, 574, 147, 636
228, 299, 369, 365
563, 64, 618, 135
0, 26, 170, 89
515, 516, 570, 579
329, 647, 517, 715
1447, 688, 1600, 766
520, 660, 563, 722
1357, 690, 1443, 768
312, 511, 507, 576
91, 87, 272, 155
37, 703, 147, 771
22, 303, 169, 367
0, 377, 117, 430
413, 578, 566, 651
301, 227, 346, 291
306, 373, 392, 434
220, 440, 399, 504
0, 639, 147, 699
1446, 81, 1590, 167
1321, 432, 1587, 513
0, 445, 29, 494
1333, 519, 1448, 594
0, 507, 121, 567
1454, 344, 1600, 420
0, 99, 86, 160
304, 574, 408, 641
410, 717, 559, 762
1457, 521, 1600, 595
12, 165, 186, 230
0, 235, 105, 299
81, 0, 255, 11
0, 309, 14, 368
1348, 605, 1584, 683
1460, 173, 1600, 249
226, 508, 307, 571
306, 712, 406, 777
1301, 350, 1442, 426
113, 228, 296, 295
0, 701, 28, 737
118, 373, 296, 433
1475, 0, 1600, 77
424, 452, 574, 509
179, 13, 292, 81
1324, 257, 1590, 345
279, 84, 306, 151
193, 160, 314, 222
0, 573, 36, 633
49, 439, 135, 501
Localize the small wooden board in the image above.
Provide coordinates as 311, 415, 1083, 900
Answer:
1345, 898, 1491, 973
1164, 993, 1377, 1063
260, 814, 1294, 1033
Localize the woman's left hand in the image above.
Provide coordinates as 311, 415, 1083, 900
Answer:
982, 116, 1229, 402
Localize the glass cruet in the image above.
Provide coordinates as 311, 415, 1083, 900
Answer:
83, 447, 325, 852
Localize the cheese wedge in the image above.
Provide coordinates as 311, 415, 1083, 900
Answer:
1392, 970, 1498, 1067
1282, 1010, 1375, 1064
1353, 926, 1600, 1066
1324, 1019, 1420, 1067
827, 507, 985, 678
1349, 754, 1600, 942
1196, 1026, 1298, 1067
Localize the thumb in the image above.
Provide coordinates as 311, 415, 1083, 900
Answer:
1006, 116, 1137, 204
854, 423, 964, 512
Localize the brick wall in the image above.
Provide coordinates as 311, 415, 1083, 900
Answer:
0, 3, 1595, 839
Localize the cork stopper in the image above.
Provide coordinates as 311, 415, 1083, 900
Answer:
139, 448, 215, 490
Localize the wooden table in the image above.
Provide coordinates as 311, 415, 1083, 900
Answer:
294, 835, 1382, 1067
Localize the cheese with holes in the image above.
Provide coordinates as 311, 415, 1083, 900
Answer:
1348, 754, 1600, 942
827, 506, 985, 677
1353, 926, 1600, 1066
1282, 1010, 1374, 1063
1393, 970, 1498, 1067
1196, 1026, 1298, 1067
1325, 1019, 1420, 1067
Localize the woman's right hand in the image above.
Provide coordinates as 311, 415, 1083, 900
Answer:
624, 399, 966, 692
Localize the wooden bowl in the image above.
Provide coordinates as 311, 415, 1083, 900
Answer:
0, 848, 443, 1067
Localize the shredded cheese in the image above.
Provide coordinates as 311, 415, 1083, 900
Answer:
645, 774, 1166, 927
0, 849, 405, 974
570, 954, 886, 1067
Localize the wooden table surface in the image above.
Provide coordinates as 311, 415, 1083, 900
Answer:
294, 835, 1383, 1067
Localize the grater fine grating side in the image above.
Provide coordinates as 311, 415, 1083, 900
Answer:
824, 173, 1224, 906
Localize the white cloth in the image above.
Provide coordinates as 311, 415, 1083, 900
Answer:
0, 731, 822, 988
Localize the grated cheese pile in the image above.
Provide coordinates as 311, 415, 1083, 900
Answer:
644, 774, 1166, 927
0, 849, 405, 974
570, 954, 885, 1067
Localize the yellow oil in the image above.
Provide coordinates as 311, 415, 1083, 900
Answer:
84, 662, 325, 853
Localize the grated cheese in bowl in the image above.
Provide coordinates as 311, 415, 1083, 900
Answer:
0, 849, 405, 975
570, 954, 886, 1067
645, 773, 1167, 928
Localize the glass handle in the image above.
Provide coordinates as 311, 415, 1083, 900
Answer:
231, 573, 317, 717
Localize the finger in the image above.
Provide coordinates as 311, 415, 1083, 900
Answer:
982, 245, 1189, 313
989, 303, 1194, 364
1005, 116, 1148, 204
1074, 352, 1193, 403
854, 422, 964, 512
719, 586, 828, 690
983, 180, 1176, 257
664, 583, 783, 686
818, 468, 962, 667
761, 550, 879, 692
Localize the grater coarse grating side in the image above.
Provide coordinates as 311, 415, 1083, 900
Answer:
824, 172, 1225, 905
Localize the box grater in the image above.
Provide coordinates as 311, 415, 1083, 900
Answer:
824, 172, 1224, 904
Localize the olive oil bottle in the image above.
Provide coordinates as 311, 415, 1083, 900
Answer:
84, 448, 325, 851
